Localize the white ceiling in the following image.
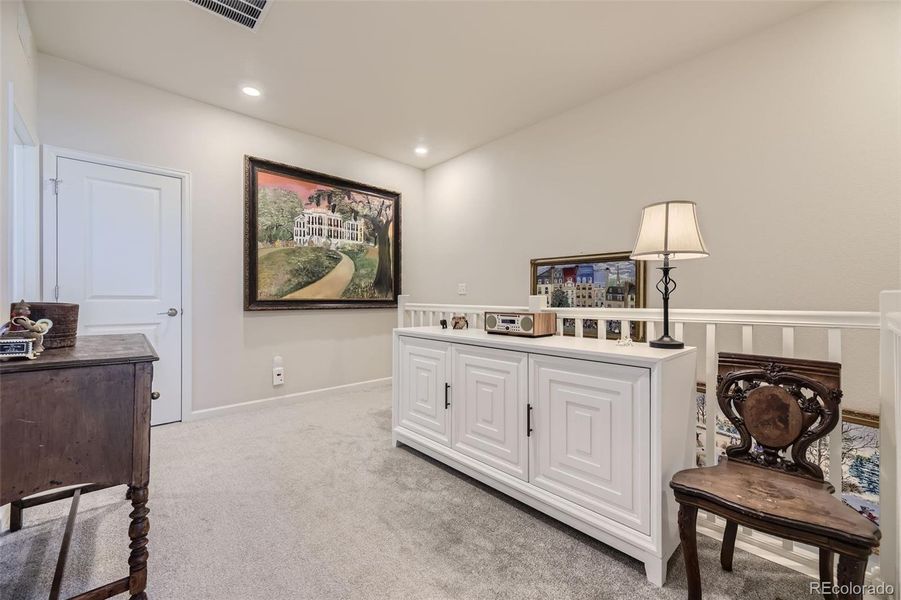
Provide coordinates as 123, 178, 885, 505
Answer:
26, 1, 817, 168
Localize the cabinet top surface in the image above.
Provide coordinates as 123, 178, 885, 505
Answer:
395, 326, 695, 365
0, 334, 158, 373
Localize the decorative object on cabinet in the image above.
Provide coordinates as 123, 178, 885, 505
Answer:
244, 156, 401, 310
529, 252, 646, 341
7, 316, 53, 355
484, 311, 556, 337
451, 314, 468, 329
440, 319, 448, 329
630, 201, 708, 349
670, 353, 880, 600
0, 337, 36, 360
23, 302, 80, 348
392, 326, 697, 586
1, 334, 158, 600
8, 298, 31, 332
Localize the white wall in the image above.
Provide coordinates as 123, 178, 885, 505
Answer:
37, 55, 423, 413
1, 0, 39, 311
413, 2, 901, 413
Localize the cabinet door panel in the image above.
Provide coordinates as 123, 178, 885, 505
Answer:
530, 355, 650, 534
452, 345, 528, 480
398, 338, 450, 446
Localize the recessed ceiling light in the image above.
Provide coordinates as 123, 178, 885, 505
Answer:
242, 86, 262, 97
414, 145, 429, 156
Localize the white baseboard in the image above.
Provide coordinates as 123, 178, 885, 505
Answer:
187, 377, 392, 421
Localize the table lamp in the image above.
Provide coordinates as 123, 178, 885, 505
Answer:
630, 201, 708, 349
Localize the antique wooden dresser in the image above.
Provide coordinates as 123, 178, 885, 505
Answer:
1, 334, 158, 599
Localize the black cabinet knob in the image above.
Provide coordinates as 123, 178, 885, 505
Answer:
151, 392, 160, 400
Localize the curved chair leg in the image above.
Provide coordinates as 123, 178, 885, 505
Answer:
720, 520, 738, 571
678, 503, 701, 600
819, 548, 835, 599
836, 554, 866, 600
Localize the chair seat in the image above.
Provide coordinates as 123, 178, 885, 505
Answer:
671, 459, 880, 548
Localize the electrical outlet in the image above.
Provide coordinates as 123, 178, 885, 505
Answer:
457, 283, 467, 295
273, 367, 285, 386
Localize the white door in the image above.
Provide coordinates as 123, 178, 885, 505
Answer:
452, 345, 528, 480
529, 355, 650, 534
54, 157, 182, 425
398, 337, 450, 446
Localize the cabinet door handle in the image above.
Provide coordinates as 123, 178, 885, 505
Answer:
444, 383, 451, 409
527, 403, 533, 437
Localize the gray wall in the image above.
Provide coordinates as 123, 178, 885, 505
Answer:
38, 55, 424, 413
411, 3, 901, 412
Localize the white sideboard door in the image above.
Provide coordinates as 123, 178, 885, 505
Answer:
451, 345, 528, 480
398, 337, 451, 447
529, 354, 651, 534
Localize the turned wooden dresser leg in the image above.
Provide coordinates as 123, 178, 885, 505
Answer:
836, 554, 866, 600
720, 520, 738, 572
127, 485, 150, 600
9, 501, 23, 532
819, 548, 835, 599
678, 503, 702, 600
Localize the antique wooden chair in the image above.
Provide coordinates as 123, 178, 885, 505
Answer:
670, 353, 880, 600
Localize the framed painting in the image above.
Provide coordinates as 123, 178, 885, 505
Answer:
244, 156, 401, 310
530, 252, 647, 341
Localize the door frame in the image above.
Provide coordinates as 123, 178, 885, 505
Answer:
6, 81, 40, 302
41, 145, 194, 421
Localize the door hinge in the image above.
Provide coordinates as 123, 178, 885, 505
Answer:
444, 382, 451, 409
50, 178, 62, 196
526, 403, 533, 437
54, 284, 60, 301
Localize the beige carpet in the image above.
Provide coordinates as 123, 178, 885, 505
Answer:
1, 383, 819, 599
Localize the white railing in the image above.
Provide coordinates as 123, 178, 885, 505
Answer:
880, 290, 901, 597
397, 294, 887, 581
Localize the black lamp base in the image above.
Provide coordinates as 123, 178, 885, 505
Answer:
649, 335, 685, 349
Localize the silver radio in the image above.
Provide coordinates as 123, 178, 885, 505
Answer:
484, 311, 556, 337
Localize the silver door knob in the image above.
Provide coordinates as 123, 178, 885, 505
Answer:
158, 308, 178, 317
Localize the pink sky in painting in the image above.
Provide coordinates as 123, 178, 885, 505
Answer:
257, 170, 333, 207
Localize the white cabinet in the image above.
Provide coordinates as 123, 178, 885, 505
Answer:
529, 355, 650, 535
397, 337, 450, 447
451, 345, 528, 480
393, 327, 696, 587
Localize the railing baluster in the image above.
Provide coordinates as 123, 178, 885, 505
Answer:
705, 323, 718, 523
675, 322, 684, 341
621, 320, 631, 341
781, 327, 795, 358
705, 323, 717, 468
742, 325, 753, 353
778, 325, 798, 551
646, 321, 656, 342
557, 317, 564, 336
780, 329, 795, 551
827, 328, 843, 496
575, 318, 584, 338
600, 320, 608, 341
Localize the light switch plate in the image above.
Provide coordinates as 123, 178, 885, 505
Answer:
457, 283, 467, 295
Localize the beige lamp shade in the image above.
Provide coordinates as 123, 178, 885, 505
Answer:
630, 201, 709, 261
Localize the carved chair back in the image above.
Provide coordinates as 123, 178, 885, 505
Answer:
716, 352, 842, 481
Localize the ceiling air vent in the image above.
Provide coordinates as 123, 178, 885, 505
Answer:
187, 0, 269, 30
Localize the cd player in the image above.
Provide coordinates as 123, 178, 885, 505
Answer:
484, 311, 556, 337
